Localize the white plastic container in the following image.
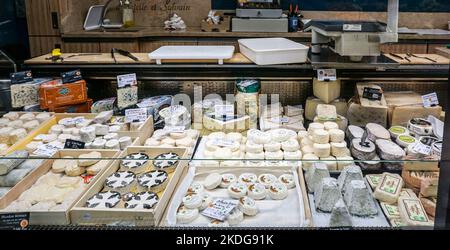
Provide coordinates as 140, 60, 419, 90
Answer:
238, 38, 309, 65
149, 46, 235, 65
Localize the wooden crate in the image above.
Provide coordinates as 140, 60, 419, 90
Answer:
70, 146, 189, 226
1, 112, 55, 156
160, 165, 312, 227
0, 149, 120, 225
5, 113, 153, 154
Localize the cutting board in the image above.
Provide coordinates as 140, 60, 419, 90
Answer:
384, 53, 449, 64
148, 46, 235, 65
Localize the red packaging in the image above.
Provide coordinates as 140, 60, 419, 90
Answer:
39, 79, 88, 109
49, 99, 93, 113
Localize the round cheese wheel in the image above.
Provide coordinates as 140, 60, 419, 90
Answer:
350, 138, 376, 161
213, 147, 232, 159
246, 141, 264, 154
92, 138, 107, 149
161, 137, 176, 146
105, 139, 120, 149
50, 124, 65, 134
146, 138, 162, 147
264, 142, 281, 152
312, 129, 329, 144
284, 150, 302, 160
329, 129, 345, 143
23, 120, 40, 132
9, 120, 24, 129
302, 153, 319, 169
119, 136, 132, 150
245, 151, 265, 160
300, 136, 313, 148
297, 130, 309, 141
58, 118, 76, 127
313, 143, 331, 157
103, 133, 119, 141
264, 150, 284, 160
366, 123, 390, 142
43, 133, 58, 143
389, 126, 409, 139
57, 134, 73, 143
19, 113, 35, 122
308, 123, 325, 136
268, 129, 296, 143
95, 124, 109, 136
36, 113, 51, 123
281, 139, 300, 152
396, 135, 417, 148
324, 121, 339, 131
248, 129, 271, 144
331, 142, 348, 157
320, 156, 337, 170
301, 145, 315, 154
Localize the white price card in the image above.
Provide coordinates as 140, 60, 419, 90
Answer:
210, 138, 236, 147
271, 117, 289, 124
125, 108, 148, 123
163, 126, 185, 133
214, 104, 234, 117
317, 69, 337, 81
412, 142, 432, 156
343, 24, 362, 31
33, 144, 61, 157
422, 92, 439, 108
201, 199, 238, 221
117, 73, 137, 88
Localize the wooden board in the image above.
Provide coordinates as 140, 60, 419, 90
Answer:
384, 53, 449, 64
26, 0, 60, 36
25, 53, 252, 65
70, 146, 189, 226
435, 47, 450, 59
0, 149, 120, 225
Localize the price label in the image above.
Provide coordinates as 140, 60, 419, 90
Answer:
0, 213, 30, 230
209, 138, 236, 147
214, 104, 234, 117
363, 87, 383, 101
317, 69, 337, 81
201, 199, 237, 221
412, 142, 432, 156
61, 69, 82, 84
343, 24, 362, 31
422, 92, 439, 108
164, 126, 185, 133
125, 108, 148, 123
64, 139, 85, 149
117, 73, 137, 88
33, 144, 61, 157
10, 70, 33, 84
271, 117, 289, 124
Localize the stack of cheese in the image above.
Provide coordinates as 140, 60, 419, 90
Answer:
144, 128, 199, 154
0, 112, 52, 154
199, 128, 301, 168
349, 123, 405, 171
259, 103, 305, 132
27, 111, 137, 156
2, 151, 107, 212
192, 98, 232, 129
299, 119, 353, 171
304, 78, 348, 121
368, 172, 434, 227
310, 104, 348, 132
0, 150, 44, 198
306, 164, 378, 227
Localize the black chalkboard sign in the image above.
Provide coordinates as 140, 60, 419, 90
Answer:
64, 139, 85, 149
0, 213, 30, 230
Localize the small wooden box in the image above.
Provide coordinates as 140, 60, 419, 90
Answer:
201, 16, 230, 32
39, 80, 88, 109
0, 149, 120, 225
70, 146, 189, 226
49, 99, 93, 113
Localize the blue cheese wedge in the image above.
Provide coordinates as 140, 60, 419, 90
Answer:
373, 173, 404, 204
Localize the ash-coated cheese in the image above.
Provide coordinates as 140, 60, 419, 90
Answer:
306, 162, 330, 193
337, 165, 364, 192
314, 177, 341, 212
375, 139, 405, 160
105, 139, 120, 149
359, 155, 382, 170
350, 139, 376, 160
366, 123, 390, 142
95, 124, 109, 136
313, 143, 331, 157
80, 126, 96, 142
329, 198, 352, 227
373, 173, 404, 204
312, 129, 329, 144
344, 180, 378, 216
398, 197, 432, 226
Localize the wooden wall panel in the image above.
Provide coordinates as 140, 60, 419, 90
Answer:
62, 42, 100, 53
26, 0, 60, 36
427, 44, 449, 54
29, 36, 62, 57
380, 44, 428, 54
99, 42, 140, 53
139, 39, 198, 52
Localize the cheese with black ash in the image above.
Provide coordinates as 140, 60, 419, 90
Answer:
306, 162, 330, 193
343, 180, 378, 216
153, 152, 180, 173
86, 191, 121, 208
329, 198, 352, 227
314, 177, 342, 212
120, 152, 150, 173
104, 171, 136, 193
137, 170, 168, 193
124, 191, 159, 209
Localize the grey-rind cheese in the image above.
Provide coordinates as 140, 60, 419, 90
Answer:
329, 198, 352, 227
0, 168, 33, 187
344, 180, 378, 216
375, 139, 405, 160
306, 162, 330, 193
314, 177, 342, 212
358, 155, 382, 170
0, 150, 28, 175
346, 125, 364, 141
337, 165, 364, 192
366, 123, 390, 142
350, 139, 376, 160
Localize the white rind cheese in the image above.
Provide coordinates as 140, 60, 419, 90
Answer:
313, 143, 331, 158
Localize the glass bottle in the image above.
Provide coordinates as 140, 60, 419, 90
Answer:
122, 0, 135, 28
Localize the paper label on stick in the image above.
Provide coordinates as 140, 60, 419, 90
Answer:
201, 199, 237, 221
117, 73, 137, 88
125, 108, 148, 123
422, 92, 439, 108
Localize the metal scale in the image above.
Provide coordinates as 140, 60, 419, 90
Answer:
232, 0, 287, 32
304, 0, 400, 62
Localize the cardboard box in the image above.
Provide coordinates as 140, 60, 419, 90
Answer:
39, 80, 88, 109
70, 146, 189, 226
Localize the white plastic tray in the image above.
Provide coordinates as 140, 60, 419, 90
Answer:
148, 46, 235, 65
238, 38, 309, 65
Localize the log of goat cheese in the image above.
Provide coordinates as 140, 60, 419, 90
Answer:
350, 139, 376, 161
337, 165, 364, 193
365, 123, 390, 142
344, 180, 378, 216
306, 162, 330, 193
375, 139, 405, 160
0, 150, 29, 175
373, 173, 404, 204
314, 177, 342, 212
329, 198, 352, 227
0, 168, 33, 187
